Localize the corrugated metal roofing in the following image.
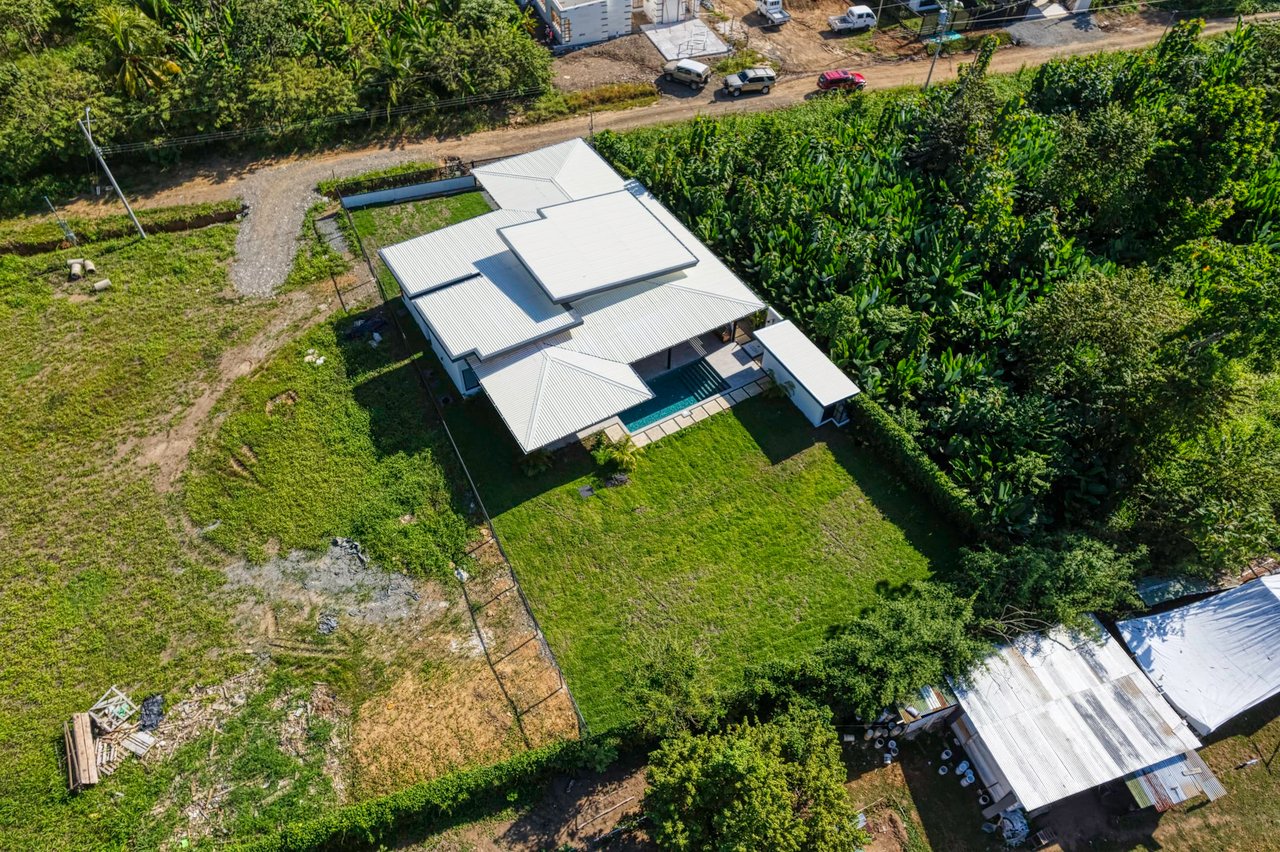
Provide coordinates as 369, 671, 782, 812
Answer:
1118, 576, 1280, 735
475, 346, 652, 453
471, 139, 626, 211
752, 320, 860, 406
379, 209, 537, 297
1125, 750, 1226, 811
499, 190, 698, 303
410, 251, 580, 361
949, 616, 1202, 813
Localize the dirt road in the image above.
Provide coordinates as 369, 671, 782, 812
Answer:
75, 12, 1275, 296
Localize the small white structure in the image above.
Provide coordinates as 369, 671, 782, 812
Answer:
753, 320, 859, 426
531, 0, 631, 46
1118, 575, 1280, 736
641, 18, 730, 61
643, 0, 695, 24
949, 617, 1210, 816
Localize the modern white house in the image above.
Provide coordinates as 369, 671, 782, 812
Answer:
948, 617, 1223, 822
379, 139, 858, 455
529, 0, 631, 46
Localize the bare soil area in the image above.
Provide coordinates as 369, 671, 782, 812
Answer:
222, 542, 579, 798
553, 34, 666, 91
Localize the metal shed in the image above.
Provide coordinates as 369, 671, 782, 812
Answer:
752, 320, 859, 426
948, 616, 1205, 815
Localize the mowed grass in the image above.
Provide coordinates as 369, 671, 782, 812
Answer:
184, 314, 473, 579
451, 394, 957, 729
0, 225, 278, 847
347, 191, 493, 252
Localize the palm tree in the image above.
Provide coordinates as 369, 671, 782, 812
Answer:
93, 5, 181, 98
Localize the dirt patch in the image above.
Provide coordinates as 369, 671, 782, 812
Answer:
224, 544, 579, 799
223, 544, 450, 633
552, 34, 666, 91
125, 288, 333, 492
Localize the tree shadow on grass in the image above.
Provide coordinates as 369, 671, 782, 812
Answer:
733, 395, 963, 577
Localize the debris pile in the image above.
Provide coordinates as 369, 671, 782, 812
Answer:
332, 537, 368, 566
317, 612, 339, 635
64, 686, 159, 791
303, 348, 326, 366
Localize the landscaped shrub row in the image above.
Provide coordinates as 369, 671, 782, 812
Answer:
847, 394, 982, 538
237, 729, 639, 852
0, 200, 246, 255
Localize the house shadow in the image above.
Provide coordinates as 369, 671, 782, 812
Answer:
735, 396, 963, 576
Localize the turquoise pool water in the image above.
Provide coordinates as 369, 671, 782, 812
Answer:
620, 359, 727, 432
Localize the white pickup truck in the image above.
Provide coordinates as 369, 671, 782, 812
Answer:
828, 4, 877, 32
757, 0, 791, 26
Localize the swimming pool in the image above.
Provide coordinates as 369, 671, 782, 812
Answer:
620, 359, 728, 432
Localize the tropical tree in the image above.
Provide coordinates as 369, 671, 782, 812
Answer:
646, 705, 869, 852
92, 4, 180, 98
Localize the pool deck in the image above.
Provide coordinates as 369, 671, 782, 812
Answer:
592, 331, 768, 448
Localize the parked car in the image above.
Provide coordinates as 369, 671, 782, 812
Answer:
817, 69, 866, 91
663, 58, 712, 90
724, 67, 777, 96
828, 4, 877, 32
757, 0, 791, 25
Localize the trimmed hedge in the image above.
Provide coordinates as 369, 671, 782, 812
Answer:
0, 199, 245, 255
235, 728, 640, 852
847, 393, 983, 538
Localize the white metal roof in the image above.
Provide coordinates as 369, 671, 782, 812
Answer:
499, 190, 698, 303
752, 320, 859, 406
410, 251, 581, 361
950, 617, 1201, 813
475, 346, 652, 453
385, 138, 767, 452
1118, 576, 1280, 736
471, 139, 626, 212
379, 209, 537, 297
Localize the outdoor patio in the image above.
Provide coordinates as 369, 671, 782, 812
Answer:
590, 327, 769, 448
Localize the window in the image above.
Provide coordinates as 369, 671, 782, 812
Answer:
462, 366, 480, 391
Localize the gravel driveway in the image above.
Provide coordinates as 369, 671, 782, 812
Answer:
99, 10, 1274, 299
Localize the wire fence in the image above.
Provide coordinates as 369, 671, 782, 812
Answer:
335, 181, 591, 741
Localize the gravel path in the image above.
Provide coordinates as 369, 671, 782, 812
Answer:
79, 10, 1276, 298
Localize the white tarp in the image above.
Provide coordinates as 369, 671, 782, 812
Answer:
1118, 576, 1280, 735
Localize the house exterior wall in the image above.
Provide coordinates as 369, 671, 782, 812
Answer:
406, 302, 480, 397
643, 0, 694, 22
544, 0, 630, 45
762, 349, 826, 426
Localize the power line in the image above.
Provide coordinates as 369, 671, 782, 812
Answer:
100, 85, 544, 155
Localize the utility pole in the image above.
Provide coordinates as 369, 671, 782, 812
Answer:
44, 196, 78, 246
924, 40, 942, 89
84, 106, 98, 194
77, 111, 145, 239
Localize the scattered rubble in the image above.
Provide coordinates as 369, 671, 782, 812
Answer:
317, 612, 339, 635
332, 536, 368, 566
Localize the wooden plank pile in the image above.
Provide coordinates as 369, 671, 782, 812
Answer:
64, 686, 158, 793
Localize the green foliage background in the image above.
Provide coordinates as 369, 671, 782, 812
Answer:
594, 22, 1280, 586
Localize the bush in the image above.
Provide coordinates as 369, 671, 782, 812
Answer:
646, 705, 869, 852
847, 394, 982, 536
238, 730, 636, 852
590, 431, 639, 474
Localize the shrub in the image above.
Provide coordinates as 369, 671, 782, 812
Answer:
519, 448, 553, 477
847, 394, 982, 536
590, 432, 639, 474
646, 705, 869, 852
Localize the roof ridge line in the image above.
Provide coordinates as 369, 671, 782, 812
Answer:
546, 349, 648, 396
523, 349, 555, 448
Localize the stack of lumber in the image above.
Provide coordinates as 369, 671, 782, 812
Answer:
63, 713, 98, 791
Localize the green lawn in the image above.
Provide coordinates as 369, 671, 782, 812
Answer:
184, 317, 472, 579
449, 394, 958, 729
346, 191, 493, 252
0, 224, 280, 848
